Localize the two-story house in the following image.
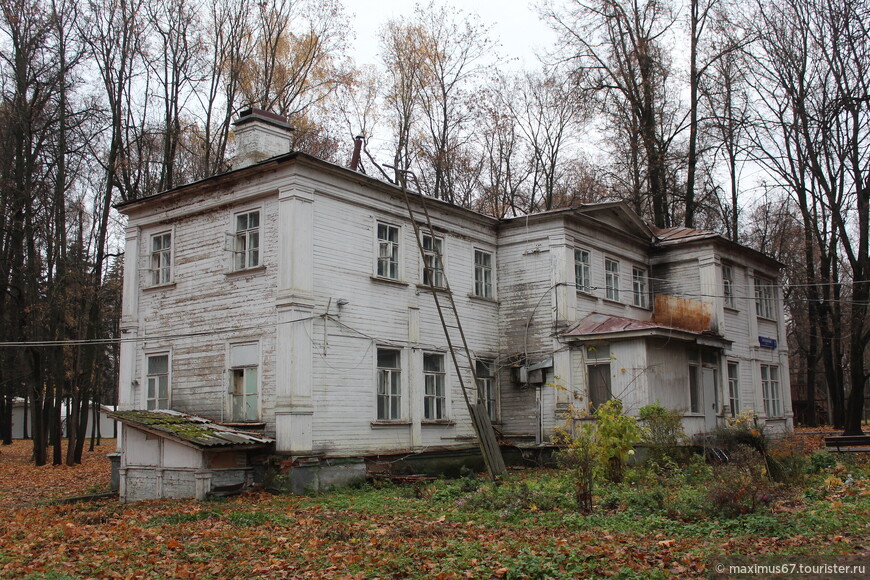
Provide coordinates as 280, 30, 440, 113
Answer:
113, 109, 791, 501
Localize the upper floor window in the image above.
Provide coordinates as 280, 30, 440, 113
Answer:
755, 278, 775, 319
234, 210, 260, 270
421, 234, 445, 288
761, 364, 781, 417
605, 258, 620, 301
376, 348, 401, 420
229, 342, 259, 422
423, 353, 446, 420
150, 232, 172, 286
146, 353, 170, 410
474, 250, 493, 298
727, 361, 740, 417
574, 248, 591, 292
377, 222, 400, 279
632, 267, 648, 308
722, 264, 736, 309
476, 360, 497, 421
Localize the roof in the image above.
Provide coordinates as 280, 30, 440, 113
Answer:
562, 312, 730, 347
109, 409, 274, 450
652, 225, 783, 269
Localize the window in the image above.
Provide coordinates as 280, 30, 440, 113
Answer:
421, 234, 445, 288
722, 264, 736, 309
234, 210, 260, 270
574, 248, 591, 292
474, 250, 493, 298
761, 364, 781, 417
727, 361, 740, 417
605, 258, 620, 301
632, 267, 648, 308
586, 346, 611, 411
476, 360, 496, 421
376, 348, 401, 420
423, 353, 446, 420
229, 343, 259, 421
377, 222, 400, 279
150, 232, 172, 286
755, 278, 775, 319
146, 354, 169, 410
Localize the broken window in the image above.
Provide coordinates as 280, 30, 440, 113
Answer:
146, 354, 169, 410
605, 258, 620, 301
377, 348, 401, 420
234, 210, 260, 270
377, 222, 400, 279
476, 360, 497, 421
574, 248, 591, 292
423, 353, 446, 420
473, 250, 493, 298
229, 342, 259, 422
421, 234, 444, 288
150, 232, 172, 286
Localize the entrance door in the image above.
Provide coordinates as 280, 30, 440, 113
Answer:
702, 367, 718, 430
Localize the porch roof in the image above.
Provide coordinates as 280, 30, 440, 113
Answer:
109, 409, 274, 450
561, 312, 731, 348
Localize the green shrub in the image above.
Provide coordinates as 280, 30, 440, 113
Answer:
638, 403, 690, 464
595, 399, 642, 483
807, 450, 836, 473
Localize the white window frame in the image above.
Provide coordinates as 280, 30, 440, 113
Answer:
605, 258, 620, 301
375, 221, 401, 280
722, 264, 736, 309
632, 266, 648, 308
376, 348, 402, 421
574, 248, 591, 292
473, 249, 493, 299
761, 364, 781, 417
233, 209, 261, 271
149, 231, 173, 286
421, 233, 445, 288
727, 361, 740, 417
145, 352, 170, 410
228, 342, 260, 422
476, 359, 497, 421
755, 277, 775, 319
423, 352, 447, 420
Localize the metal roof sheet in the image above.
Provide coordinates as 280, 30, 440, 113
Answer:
109, 409, 273, 449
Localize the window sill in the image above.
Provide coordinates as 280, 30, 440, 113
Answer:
370, 275, 408, 287
416, 283, 450, 294
370, 420, 411, 428
144, 282, 176, 292
757, 315, 778, 323
602, 297, 622, 306
422, 419, 455, 426
226, 265, 266, 277
576, 289, 595, 298
724, 306, 740, 313
468, 293, 498, 304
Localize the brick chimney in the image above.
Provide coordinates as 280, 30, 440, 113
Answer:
232, 108, 294, 170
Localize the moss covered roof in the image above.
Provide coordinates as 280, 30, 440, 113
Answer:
109, 410, 273, 449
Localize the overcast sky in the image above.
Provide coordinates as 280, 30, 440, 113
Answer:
347, 0, 557, 69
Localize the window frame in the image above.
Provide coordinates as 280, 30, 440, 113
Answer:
375, 221, 401, 280
632, 266, 648, 308
473, 249, 494, 299
761, 364, 781, 418
228, 341, 260, 422
421, 233, 445, 289
727, 361, 740, 417
574, 248, 591, 293
476, 359, 497, 421
376, 348, 402, 421
233, 209, 261, 271
145, 352, 170, 410
755, 277, 775, 320
585, 345, 612, 412
605, 257, 620, 301
423, 352, 447, 420
722, 264, 736, 310
149, 230, 173, 287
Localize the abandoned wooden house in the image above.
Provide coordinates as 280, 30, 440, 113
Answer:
114, 109, 791, 501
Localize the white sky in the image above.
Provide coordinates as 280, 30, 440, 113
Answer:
347, 0, 558, 69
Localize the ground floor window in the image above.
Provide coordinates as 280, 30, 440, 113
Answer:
587, 363, 612, 412
423, 353, 446, 420
377, 348, 401, 420
761, 364, 781, 417
229, 342, 259, 421
727, 361, 740, 417
476, 360, 497, 421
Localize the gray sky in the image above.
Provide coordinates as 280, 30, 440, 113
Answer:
348, 0, 557, 69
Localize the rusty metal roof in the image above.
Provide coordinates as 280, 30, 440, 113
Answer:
562, 312, 729, 347
109, 409, 273, 449
652, 226, 719, 244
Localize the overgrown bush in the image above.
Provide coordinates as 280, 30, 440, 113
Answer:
595, 399, 641, 483
765, 437, 808, 483
806, 451, 837, 474
706, 446, 772, 517
711, 411, 768, 453
555, 422, 597, 512
638, 402, 690, 465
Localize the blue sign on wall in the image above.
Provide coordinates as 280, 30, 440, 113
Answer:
758, 336, 777, 349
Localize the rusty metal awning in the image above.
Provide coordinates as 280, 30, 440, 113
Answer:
562, 312, 731, 348
109, 409, 274, 450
